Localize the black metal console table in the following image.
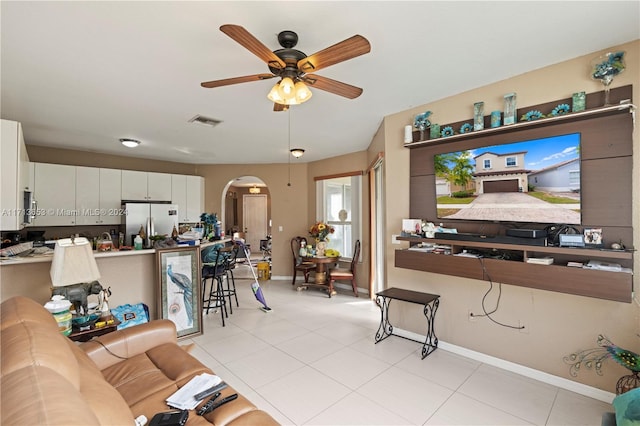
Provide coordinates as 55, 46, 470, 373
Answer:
375, 287, 440, 359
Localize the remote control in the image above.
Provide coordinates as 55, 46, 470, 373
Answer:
196, 393, 221, 416
197, 393, 238, 416
193, 382, 228, 401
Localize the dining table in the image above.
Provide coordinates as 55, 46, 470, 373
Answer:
298, 255, 339, 295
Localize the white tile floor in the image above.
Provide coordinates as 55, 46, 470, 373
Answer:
185, 269, 612, 425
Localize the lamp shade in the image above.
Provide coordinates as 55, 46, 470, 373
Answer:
50, 237, 101, 287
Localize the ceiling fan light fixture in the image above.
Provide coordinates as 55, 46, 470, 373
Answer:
119, 138, 140, 148
290, 148, 305, 158
279, 77, 295, 96
267, 83, 285, 103
294, 81, 312, 103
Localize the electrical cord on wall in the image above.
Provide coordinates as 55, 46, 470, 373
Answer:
470, 257, 525, 330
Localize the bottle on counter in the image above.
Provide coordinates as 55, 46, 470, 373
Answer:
138, 225, 146, 240
171, 225, 178, 240
134, 235, 143, 250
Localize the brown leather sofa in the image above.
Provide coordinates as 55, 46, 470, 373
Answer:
1, 296, 279, 425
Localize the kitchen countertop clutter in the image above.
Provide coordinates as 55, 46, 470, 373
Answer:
0, 237, 231, 265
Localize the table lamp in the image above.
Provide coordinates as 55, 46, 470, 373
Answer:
50, 236, 102, 318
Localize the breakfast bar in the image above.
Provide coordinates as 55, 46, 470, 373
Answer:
0, 239, 231, 320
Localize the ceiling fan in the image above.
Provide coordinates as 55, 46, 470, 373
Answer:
201, 25, 371, 111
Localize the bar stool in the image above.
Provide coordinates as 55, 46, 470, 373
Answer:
223, 242, 240, 309
202, 247, 229, 326
217, 246, 238, 314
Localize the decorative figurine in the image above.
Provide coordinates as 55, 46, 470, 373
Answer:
413, 111, 432, 141
590, 51, 626, 106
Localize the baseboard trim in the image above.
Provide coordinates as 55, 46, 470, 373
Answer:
393, 328, 616, 404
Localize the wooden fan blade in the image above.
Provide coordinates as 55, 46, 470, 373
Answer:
220, 24, 286, 70
297, 35, 370, 73
302, 74, 363, 99
273, 103, 288, 112
201, 74, 275, 88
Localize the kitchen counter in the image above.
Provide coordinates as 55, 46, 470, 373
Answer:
0, 238, 231, 266
0, 247, 156, 265
0, 238, 231, 317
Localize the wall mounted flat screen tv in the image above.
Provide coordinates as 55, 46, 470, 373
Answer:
434, 133, 581, 225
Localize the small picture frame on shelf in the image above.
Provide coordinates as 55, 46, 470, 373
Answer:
430, 124, 440, 139
503, 92, 517, 125
584, 228, 603, 247
572, 91, 586, 112
490, 110, 501, 128
473, 101, 484, 131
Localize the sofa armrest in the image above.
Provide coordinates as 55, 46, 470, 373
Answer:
81, 319, 178, 370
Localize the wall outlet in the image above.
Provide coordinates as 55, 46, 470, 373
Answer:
468, 310, 477, 322
392, 234, 401, 245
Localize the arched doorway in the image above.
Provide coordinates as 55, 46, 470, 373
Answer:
221, 176, 271, 260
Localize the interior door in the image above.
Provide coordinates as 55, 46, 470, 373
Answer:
242, 194, 267, 257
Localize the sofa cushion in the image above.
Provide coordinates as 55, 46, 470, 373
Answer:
102, 342, 210, 416
1, 296, 81, 389
67, 342, 135, 425
1, 366, 100, 426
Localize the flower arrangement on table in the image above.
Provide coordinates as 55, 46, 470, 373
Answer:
200, 212, 219, 239
309, 221, 335, 242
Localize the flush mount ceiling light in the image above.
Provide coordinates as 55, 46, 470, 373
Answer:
249, 185, 261, 194
290, 148, 305, 158
119, 138, 140, 148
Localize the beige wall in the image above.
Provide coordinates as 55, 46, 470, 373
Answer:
195, 162, 309, 278
379, 40, 639, 392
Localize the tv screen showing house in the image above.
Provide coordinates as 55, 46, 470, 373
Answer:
434, 132, 581, 224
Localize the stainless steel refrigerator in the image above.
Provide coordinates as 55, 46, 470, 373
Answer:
123, 202, 179, 248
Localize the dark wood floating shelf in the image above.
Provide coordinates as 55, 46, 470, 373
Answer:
395, 237, 633, 303
405, 103, 635, 148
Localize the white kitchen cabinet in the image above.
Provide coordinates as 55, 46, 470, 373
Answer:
1, 120, 31, 230
122, 170, 171, 201
33, 163, 76, 226
147, 172, 172, 201
185, 175, 204, 223
99, 168, 122, 224
121, 170, 148, 200
76, 167, 122, 225
171, 174, 204, 222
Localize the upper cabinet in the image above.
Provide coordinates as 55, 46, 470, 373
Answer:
122, 170, 171, 201
33, 163, 76, 226
171, 175, 204, 223
76, 167, 122, 225
0, 120, 31, 230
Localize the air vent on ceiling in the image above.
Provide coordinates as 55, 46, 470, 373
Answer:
188, 114, 223, 128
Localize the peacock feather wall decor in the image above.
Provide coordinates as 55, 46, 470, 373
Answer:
564, 334, 640, 394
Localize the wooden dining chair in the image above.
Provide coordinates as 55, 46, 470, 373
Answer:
328, 240, 361, 297
291, 236, 316, 285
